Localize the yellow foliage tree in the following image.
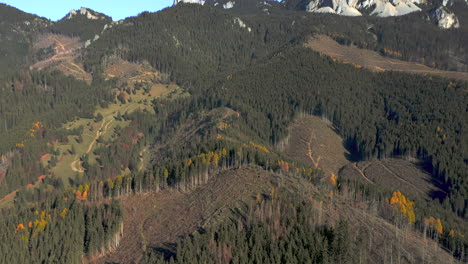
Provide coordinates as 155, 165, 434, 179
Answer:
163, 169, 169, 181
32, 211, 49, 237
436, 218, 443, 234
221, 148, 227, 158
424, 216, 444, 236
249, 142, 270, 153
213, 153, 220, 165
390, 191, 416, 224
108, 179, 115, 189
329, 174, 337, 186
449, 229, 456, 237
60, 208, 68, 218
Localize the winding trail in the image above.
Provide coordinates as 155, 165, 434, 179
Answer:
378, 161, 425, 195
70, 118, 114, 173
70, 160, 85, 173
31, 34, 91, 82
301, 134, 321, 169
351, 163, 375, 184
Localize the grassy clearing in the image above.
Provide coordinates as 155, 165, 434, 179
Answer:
48, 83, 183, 186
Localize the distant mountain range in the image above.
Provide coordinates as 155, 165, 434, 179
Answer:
175, 0, 467, 28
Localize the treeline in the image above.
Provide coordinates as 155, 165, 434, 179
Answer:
0, 195, 122, 264
85, 141, 320, 200
367, 12, 468, 71
62, 97, 322, 200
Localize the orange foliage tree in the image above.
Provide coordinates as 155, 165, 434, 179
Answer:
15, 224, 25, 232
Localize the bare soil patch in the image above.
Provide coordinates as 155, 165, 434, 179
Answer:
280, 115, 350, 177
306, 35, 468, 81
105, 59, 145, 80
31, 34, 92, 82
104, 59, 167, 83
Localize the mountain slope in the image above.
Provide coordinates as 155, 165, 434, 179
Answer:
306, 35, 468, 80
0, 4, 50, 72
0, 3, 467, 264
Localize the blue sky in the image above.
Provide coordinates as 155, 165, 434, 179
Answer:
1, 0, 173, 21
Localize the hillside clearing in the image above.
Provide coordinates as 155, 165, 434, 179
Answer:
306, 35, 468, 81
279, 115, 350, 178
49, 84, 182, 185
339, 158, 446, 200
280, 115, 444, 202
31, 33, 92, 82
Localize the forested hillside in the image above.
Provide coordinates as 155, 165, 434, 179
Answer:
0, 71, 113, 196
0, 4, 50, 72
0, 2, 467, 263
83, 3, 467, 219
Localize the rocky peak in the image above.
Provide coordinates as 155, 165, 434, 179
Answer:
67, 8, 105, 20
433, 6, 460, 29
173, 0, 206, 5
305, 0, 422, 17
